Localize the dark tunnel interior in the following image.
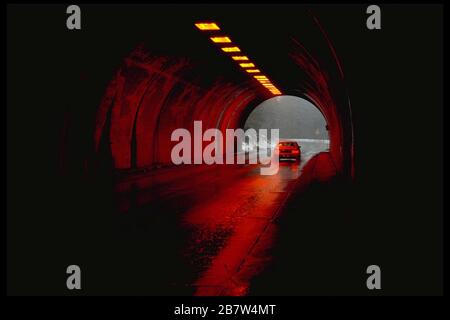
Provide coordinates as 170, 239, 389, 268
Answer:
7, 4, 443, 295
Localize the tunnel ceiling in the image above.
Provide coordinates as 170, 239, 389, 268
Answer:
93, 5, 342, 93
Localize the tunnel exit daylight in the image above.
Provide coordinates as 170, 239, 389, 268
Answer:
244, 95, 330, 166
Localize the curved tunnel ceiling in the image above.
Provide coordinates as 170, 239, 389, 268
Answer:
92, 7, 354, 179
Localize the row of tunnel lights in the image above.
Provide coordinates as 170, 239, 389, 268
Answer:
195, 22, 282, 96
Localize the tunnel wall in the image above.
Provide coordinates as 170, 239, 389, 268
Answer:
286, 34, 353, 179
93, 46, 258, 170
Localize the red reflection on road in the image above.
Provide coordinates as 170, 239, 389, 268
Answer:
181, 162, 300, 296
113, 148, 333, 295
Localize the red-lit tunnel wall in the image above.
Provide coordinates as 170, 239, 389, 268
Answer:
93, 38, 353, 179
93, 46, 259, 170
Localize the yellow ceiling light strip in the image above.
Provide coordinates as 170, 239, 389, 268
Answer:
195, 23, 220, 30
210, 36, 232, 43
195, 21, 282, 95
221, 46, 241, 52
231, 56, 249, 61
239, 63, 255, 68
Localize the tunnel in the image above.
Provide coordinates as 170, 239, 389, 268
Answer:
10, 5, 362, 296
65, 9, 355, 295
48, 6, 358, 295
90, 10, 354, 183
7, 4, 443, 296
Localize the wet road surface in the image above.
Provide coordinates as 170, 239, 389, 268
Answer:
112, 140, 328, 295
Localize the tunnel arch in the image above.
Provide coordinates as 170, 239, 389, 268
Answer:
92, 25, 354, 181
93, 46, 263, 170
282, 88, 345, 176
243, 94, 329, 138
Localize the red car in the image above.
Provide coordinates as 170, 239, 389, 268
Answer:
276, 141, 301, 161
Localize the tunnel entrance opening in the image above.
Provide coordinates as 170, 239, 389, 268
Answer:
243, 95, 330, 166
